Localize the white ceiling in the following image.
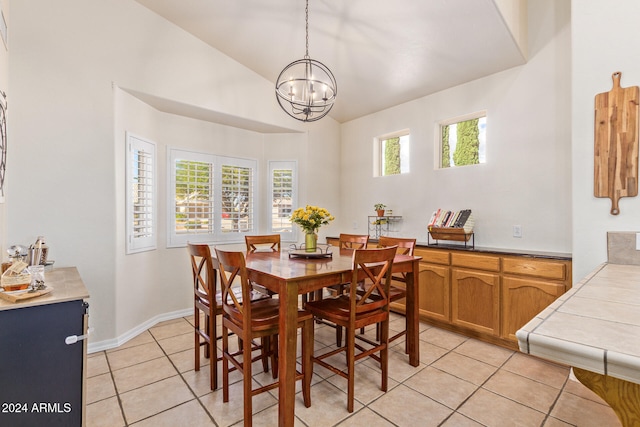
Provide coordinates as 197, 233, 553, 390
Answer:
134, 0, 527, 123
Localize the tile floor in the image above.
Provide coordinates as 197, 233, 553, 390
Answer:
86, 313, 621, 426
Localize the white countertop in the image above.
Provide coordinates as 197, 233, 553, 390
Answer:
0, 266, 89, 311
517, 263, 640, 384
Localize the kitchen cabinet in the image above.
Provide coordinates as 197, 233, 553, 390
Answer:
501, 256, 570, 341
412, 248, 450, 322
393, 245, 571, 349
0, 267, 89, 427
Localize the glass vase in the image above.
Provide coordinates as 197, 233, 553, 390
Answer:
305, 232, 317, 252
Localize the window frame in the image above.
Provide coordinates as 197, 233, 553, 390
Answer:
268, 160, 298, 241
167, 147, 257, 247
373, 129, 410, 177
125, 132, 157, 254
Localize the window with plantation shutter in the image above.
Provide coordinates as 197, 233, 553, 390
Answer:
168, 148, 256, 247
269, 161, 297, 239
220, 160, 254, 234
126, 133, 156, 254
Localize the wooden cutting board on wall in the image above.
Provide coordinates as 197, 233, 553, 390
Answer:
594, 72, 639, 215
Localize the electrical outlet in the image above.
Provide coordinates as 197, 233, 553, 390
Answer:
636, 232, 640, 250
513, 225, 522, 238
352, 221, 358, 230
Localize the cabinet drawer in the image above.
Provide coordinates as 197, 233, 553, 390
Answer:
503, 257, 566, 280
451, 252, 500, 272
415, 248, 450, 265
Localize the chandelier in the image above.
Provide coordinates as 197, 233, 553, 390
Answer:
275, 0, 337, 122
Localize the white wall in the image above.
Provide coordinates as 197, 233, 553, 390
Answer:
8, 0, 340, 347
572, 0, 640, 280
0, 0, 7, 257
339, 0, 572, 254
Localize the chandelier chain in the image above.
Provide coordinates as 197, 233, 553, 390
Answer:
305, 0, 309, 58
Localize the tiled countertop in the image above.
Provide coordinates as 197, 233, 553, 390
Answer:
0, 266, 89, 311
517, 262, 640, 384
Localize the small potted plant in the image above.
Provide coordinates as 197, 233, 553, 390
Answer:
374, 203, 386, 217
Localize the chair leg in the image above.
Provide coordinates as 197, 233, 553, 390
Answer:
336, 325, 343, 347
302, 319, 313, 408
346, 326, 356, 413
194, 309, 201, 372
222, 326, 230, 403
270, 335, 278, 380
243, 332, 253, 426
210, 311, 218, 390
204, 314, 211, 359
380, 319, 389, 392
260, 337, 270, 374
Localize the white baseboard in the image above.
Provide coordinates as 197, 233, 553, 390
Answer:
87, 308, 192, 354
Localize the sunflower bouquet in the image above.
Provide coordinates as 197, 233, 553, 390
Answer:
290, 205, 335, 234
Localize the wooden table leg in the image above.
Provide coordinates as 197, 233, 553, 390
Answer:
278, 279, 298, 426
573, 367, 640, 426
406, 259, 420, 367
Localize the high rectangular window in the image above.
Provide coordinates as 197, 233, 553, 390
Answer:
439, 112, 486, 168
375, 131, 410, 177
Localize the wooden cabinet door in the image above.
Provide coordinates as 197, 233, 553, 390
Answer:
501, 276, 565, 341
419, 263, 450, 322
452, 268, 500, 336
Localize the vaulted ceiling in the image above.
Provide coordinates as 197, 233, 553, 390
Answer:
134, 0, 527, 123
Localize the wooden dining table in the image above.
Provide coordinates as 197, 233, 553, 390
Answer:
245, 247, 422, 426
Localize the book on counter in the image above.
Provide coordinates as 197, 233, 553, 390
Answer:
428, 208, 474, 233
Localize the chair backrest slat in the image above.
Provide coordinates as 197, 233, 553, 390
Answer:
245, 235, 281, 253
350, 246, 396, 315
339, 233, 369, 249
188, 243, 217, 307
215, 248, 251, 321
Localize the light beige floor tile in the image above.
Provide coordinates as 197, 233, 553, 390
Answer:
113, 356, 178, 393
106, 342, 165, 371
483, 369, 561, 413
420, 327, 468, 350
86, 372, 116, 404
440, 412, 484, 426
412, 340, 449, 365
454, 338, 514, 367
432, 351, 498, 385
325, 362, 400, 406
502, 352, 569, 389
562, 375, 609, 404
368, 384, 453, 426
157, 332, 193, 355
550, 390, 621, 426
120, 375, 193, 424
198, 379, 278, 427
542, 417, 573, 427
129, 399, 214, 427
458, 388, 546, 427
231, 403, 306, 427
361, 346, 426, 383
113, 331, 155, 351
150, 318, 194, 340
404, 366, 477, 409
336, 407, 395, 426
86, 352, 110, 378
294, 380, 363, 427
169, 346, 211, 373
86, 396, 125, 427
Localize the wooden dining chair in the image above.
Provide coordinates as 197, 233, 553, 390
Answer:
371, 236, 417, 352
304, 246, 396, 412
215, 248, 314, 426
245, 235, 281, 296
245, 234, 281, 253
187, 243, 270, 391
